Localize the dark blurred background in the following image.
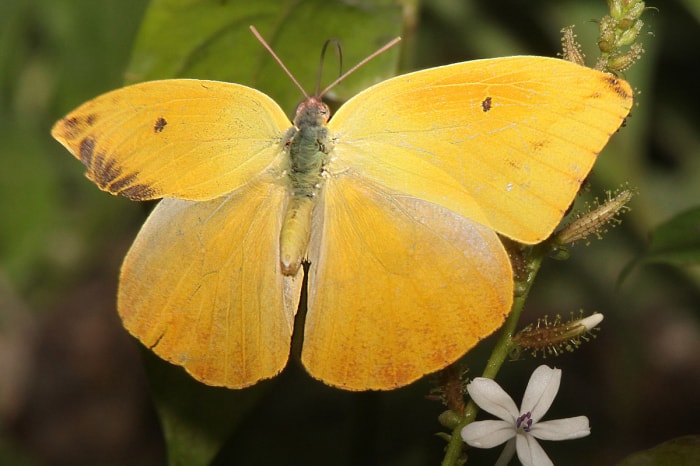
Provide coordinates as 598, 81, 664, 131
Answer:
1, 0, 698, 465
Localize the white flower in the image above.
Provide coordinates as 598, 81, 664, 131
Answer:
460, 365, 590, 466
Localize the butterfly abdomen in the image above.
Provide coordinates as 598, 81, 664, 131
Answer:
279, 98, 331, 275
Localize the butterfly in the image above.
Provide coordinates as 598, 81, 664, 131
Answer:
52, 39, 632, 390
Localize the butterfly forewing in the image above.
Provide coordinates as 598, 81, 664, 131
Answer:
328, 56, 633, 244
51, 80, 291, 201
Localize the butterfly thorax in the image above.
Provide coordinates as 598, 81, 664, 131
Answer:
279, 97, 332, 276
287, 97, 331, 197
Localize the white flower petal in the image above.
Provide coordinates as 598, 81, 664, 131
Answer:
516, 432, 553, 466
579, 312, 603, 330
521, 365, 561, 421
461, 420, 515, 448
494, 438, 516, 466
467, 377, 519, 422
531, 416, 591, 440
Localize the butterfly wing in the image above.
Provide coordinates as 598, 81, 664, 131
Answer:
119, 177, 302, 388
51, 79, 291, 201
303, 170, 512, 390
328, 56, 633, 243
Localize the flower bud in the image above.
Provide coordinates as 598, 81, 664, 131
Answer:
555, 189, 633, 246
607, 44, 644, 72
561, 26, 586, 66
512, 312, 604, 357
619, 20, 644, 47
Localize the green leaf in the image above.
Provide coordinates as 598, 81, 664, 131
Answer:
642, 206, 700, 265
619, 206, 700, 284
126, 0, 403, 114
617, 435, 700, 466
142, 349, 274, 466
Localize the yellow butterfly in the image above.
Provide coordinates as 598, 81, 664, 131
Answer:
52, 42, 632, 390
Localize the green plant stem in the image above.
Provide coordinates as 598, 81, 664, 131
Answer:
440, 244, 547, 466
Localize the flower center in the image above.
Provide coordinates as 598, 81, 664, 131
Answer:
516, 412, 533, 432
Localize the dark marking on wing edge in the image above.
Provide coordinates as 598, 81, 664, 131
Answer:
481, 96, 492, 112
88, 152, 123, 190
89, 157, 157, 200
108, 172, 140, 194
62, 117, 82, 139
603, 75, 632, 100
79, 139, 159, 200
88, 153, 160, 201
121, 183, 157, 200
79, 137, 96, 166
62, 114, 98, 140
154, 117, 167, 133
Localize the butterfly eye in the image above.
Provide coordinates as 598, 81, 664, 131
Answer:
319, 103, 331, 121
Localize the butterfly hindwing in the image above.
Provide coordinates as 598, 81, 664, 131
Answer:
119, 177, 302, 388
303, 170, 513, 390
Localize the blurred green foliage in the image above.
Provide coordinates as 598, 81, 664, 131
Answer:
1, 0, 698, 465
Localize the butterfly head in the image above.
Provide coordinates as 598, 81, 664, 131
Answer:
294, 97, 330, 129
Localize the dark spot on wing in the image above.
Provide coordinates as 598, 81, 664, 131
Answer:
481, 96, 492, 112
154, 117, 167, 133
79, 137, 96, 166
86, 113, 98, 126
530, 140, 547, 152
507, 158, 521, 170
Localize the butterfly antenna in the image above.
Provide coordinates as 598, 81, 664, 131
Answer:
249, 26, 309, 99
316, 38, 343, 97
318, 37, 401, 98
